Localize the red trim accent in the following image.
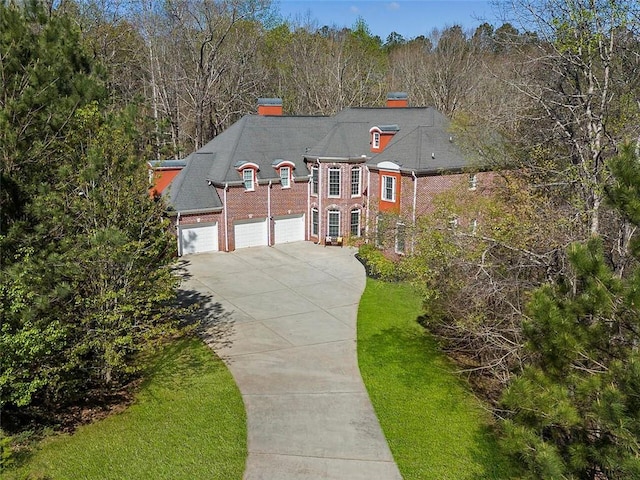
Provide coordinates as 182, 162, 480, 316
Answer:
379, 171, 401, 213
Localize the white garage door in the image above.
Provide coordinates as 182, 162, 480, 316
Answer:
234, 218, 268, 249
274, 214, 305, 244
179, 223, 218, 255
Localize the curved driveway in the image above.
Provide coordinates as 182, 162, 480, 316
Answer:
180, 242, 402, 480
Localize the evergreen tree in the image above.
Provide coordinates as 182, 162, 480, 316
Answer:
500, 144, 640, 479
1, 2, 182, 425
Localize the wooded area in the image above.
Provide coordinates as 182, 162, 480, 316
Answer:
2, 0, 640, 477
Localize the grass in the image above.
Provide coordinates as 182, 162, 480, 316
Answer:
2, 337, 246, 480
358, 278, 516, 479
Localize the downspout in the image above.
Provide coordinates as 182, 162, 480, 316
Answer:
317, 162, 323, 242
177, 211, 182, 256
365, 166, 371, 239
307, 175, 311, 240
412, 171, 417, 254
267, 180, 272, 246
223, 183, 229, 252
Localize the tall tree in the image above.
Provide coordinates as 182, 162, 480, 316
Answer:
0, 1, 181, 426
502, 0, 640, 241
0, 0, 104, 247
501, 144, 640, 479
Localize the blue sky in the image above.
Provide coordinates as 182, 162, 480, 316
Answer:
276, 1, 501, 40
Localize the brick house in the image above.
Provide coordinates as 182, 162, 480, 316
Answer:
165, 93, 489, 255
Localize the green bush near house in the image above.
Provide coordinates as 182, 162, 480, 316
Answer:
1, 338, 246, 480
358, 279, 517, 479
356, 243, 402, 280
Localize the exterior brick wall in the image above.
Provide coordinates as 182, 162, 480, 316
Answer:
172, 165, 495, 253
310, 161, 367, 244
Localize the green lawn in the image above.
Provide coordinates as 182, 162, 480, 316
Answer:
2, 337, 246, 480
358, 278, 516, 479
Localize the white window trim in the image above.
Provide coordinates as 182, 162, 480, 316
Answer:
280, 166, 290, 188
243, 168, 255, 191
351, 167, 362, 197
328, 167, 341, 198
311, 208, 319, 236
311, 166, 319, 196
327, 209, 340, 237
350, 209, 361, 237
382, 175, 396, 202
372, 131, 381, 149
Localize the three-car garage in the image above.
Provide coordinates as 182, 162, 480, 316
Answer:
178, 214, 306, 255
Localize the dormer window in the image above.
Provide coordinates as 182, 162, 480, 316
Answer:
280, 166, 290, 188
235, 161, 259, 191
369, 125, 399, 153
372, 131, 381, 149
243, 169, 255, 191
272, 160, 295, 189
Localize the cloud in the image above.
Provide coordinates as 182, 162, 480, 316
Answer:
387, 1, 400, 10
350, 5, 360, 14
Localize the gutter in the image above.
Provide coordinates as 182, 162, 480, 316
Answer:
167, 207, 222, 216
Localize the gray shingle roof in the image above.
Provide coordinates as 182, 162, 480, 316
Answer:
165, 106, 471, 212
164, 152, 223, 213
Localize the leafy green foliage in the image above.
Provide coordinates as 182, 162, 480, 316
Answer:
356, 243, 400, 280
0, 2, 182, 427
1, 339, 246, 480
500, 145, 640, 479
0, 430, 13, 470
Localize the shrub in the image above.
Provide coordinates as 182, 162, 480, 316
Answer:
357, 244, 401, 281
0, 430, 14, 470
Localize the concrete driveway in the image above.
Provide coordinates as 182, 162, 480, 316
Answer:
179, 242, 402, 480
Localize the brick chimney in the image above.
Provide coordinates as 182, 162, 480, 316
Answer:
257, 98, 283, 116
386, 92, 408, 108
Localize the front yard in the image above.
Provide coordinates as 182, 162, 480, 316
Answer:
358, 278, 516, 479
2, 338, 246, 480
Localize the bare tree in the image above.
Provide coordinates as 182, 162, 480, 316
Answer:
500, 0, 640, 240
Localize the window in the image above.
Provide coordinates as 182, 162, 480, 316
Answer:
328, 209, 340, 237
280, 166, 290, 188
328, 167, 340, 197
351, 167, 361, 197
312, 208, 319, 236
395, 223, 406, 254
312, 166, 319, 195
350, 209, 361, 236
372, 131, 381, 149
382, 175, 396, 202
468, 173, 478, 190
243, 169, 254, 191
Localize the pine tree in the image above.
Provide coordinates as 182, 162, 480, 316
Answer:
1, 2, 182, 425
500, 144, 640, 479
